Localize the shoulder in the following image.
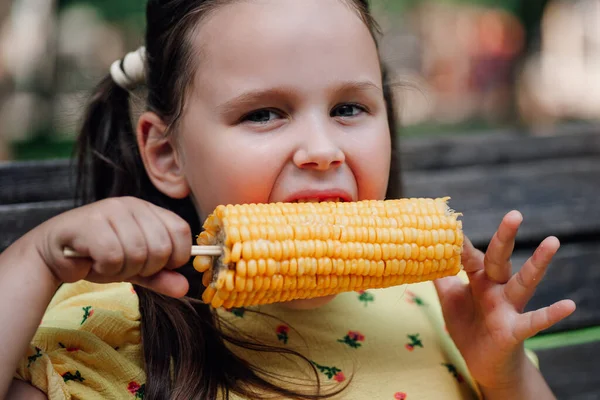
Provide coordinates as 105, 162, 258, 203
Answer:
14, 281, 146, 399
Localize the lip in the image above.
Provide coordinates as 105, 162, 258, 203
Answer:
282, 189, 354, 203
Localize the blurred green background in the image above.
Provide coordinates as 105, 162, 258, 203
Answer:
1, 0, 596, 160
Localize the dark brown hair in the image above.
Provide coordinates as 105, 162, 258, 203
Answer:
76, 1, 401, 399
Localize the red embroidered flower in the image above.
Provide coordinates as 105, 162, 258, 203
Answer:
348, 331, 365, 342
405, 344, 414, 351
357, 290, 366, 294
128, 382, 141, 394
334, 372, 346, 382
276, 325, 290, 335
394, 392, 407, 400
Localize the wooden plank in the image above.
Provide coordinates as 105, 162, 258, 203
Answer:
537, 341, 600, 399
0, 200, 74, 251
400, 124, 600, 171
513, 242, 600, 334
404, 156, 600, 246
0, 159, 75, 205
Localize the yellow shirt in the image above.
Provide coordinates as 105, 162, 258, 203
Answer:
16, 277, 485, 399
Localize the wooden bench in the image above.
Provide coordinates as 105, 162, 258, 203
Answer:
1, 124, 599, 398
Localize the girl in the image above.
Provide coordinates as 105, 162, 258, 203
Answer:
1, 0, 575, 399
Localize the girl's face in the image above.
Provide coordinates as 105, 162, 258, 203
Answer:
176, 0, 391, 308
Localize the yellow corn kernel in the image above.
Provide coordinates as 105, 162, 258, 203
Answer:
193, 256, 212, 273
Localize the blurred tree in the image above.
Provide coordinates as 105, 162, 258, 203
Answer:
58, 0, 145, 22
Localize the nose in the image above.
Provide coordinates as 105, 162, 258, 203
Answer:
293, 124, 345, 171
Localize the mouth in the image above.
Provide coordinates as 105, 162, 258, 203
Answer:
291, 197, 345, 203
283, 190, 353, 204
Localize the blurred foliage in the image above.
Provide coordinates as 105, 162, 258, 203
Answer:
58, 0, 145, 22
378, 0, 519, 13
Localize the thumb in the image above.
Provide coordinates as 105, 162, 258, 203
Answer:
130, 270, 190, 298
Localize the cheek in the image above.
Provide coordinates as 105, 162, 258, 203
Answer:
181, 131, 288, 214
348, 121, 392, 200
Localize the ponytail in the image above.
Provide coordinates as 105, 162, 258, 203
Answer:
77, 76, 139, 202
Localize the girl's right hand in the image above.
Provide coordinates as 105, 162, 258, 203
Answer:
34, 197, 192, 298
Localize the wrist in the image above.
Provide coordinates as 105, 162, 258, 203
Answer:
3, 229, 62, 293
478, 349, 555, 400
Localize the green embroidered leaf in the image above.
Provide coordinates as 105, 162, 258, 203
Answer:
62, 371, 85, 383
27, 347, 42, 368
81, 306, 94, 325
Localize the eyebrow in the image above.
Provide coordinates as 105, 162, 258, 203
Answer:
216, 80, 383, 115
217, 87, 297, 115
333, 80, 383, 95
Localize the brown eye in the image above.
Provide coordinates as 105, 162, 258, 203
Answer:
243, 109, 281, 123
331, 104, 366, 118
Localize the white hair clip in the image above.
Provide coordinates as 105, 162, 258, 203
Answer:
110, 46, 147, 90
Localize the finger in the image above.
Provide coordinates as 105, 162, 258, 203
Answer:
131, 203, 173, 277
105, 205, 148, 278
84, 212, 128, 277
461, 236, 485, 273
483, 210, 522, 284
514, 299, 576, 341
148, 204, 192, 270
504, 236, 560, 311
130, 270, 190, 298
47, 228, 94, 283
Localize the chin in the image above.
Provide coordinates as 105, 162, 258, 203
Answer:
279, 295, 338, 310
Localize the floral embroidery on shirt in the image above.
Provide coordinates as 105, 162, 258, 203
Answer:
442, 363, 464, 383
338, 330, 365, 348
357, 290, 374, 306
62, 371, 85, 383
128, 382, 146, 398
404, 334, 423, 351
58, 342, 80, 352
406, 291, 426, 306
81, 306, 94, 325
27, 347, 42, 367
226, 308, 246, 318
394, 393, 407, 400
276, 325, 290, 344
311, 361, 345, 382
333, 371, 346, 382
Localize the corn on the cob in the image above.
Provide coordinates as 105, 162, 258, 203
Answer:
194, 198, 463, 308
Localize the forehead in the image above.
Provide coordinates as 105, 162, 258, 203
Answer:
192, 0, 381, 97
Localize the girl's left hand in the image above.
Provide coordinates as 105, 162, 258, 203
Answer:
434, 211, 576, 390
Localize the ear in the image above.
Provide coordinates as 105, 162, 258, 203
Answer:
136, 112, 190, 199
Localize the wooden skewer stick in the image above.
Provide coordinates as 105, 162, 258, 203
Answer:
63, 245, 223, 258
